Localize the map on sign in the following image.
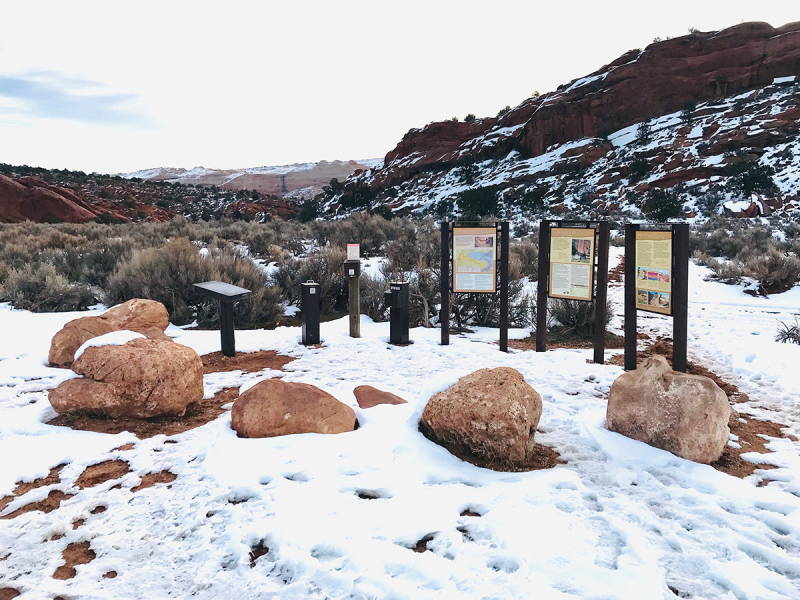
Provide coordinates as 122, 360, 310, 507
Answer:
452, 227, 497, 293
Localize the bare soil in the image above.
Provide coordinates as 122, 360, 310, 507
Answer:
52, 541, 96, 580
103, 571, 117, 579
0, 588, 20, 600
608, 339, 796, 480
0, 464, 65, 515
201, 350, 295, 374
75, 460, 131, 489
508, 330, 625, 351
131, 471, 177, 493
249, 543, 270, 567
607, 256, 625, 285
0, 490, 74, 521
48, 387, 240, 439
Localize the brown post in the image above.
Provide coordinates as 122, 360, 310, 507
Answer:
672, 223, 689, 373
593, 221, 610, 364
349, 276, 360, 338
499, 221, 509, 352
624, 223, 638, 370
536, 220, 550, 352
440, 221, 450, 346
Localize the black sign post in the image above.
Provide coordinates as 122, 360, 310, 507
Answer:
439, 221, 509, 351
300, 281, 321, 345
624, 222, 689, 372
536, 220, 610, 364
193, 281, 252, 357
384, 281, 410, 345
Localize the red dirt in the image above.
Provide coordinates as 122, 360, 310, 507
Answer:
0, 490, 74, 520
608, 256, 625, 285
411, 533, 436, 553
609, 339, 796, 480
0, 464, 65, 515
103, 571, 117, 579
131, 471, 177, 493
48, 387, 240, 439
91, 505, 107, 514
0, 589, 20, 600
72, 518, 85, 530
202, 350, 295, 374
75, 460, 131, 489
249, 543, 270, 567
508, 331, 625, 351
112, 443, 136, 452
52, 541, 96, 580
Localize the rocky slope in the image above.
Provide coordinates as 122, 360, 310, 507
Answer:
0, 165, 298, 224
330, 21, 800, 222
126, 159, 382, 202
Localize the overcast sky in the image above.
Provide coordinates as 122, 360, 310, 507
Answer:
0, 1, 797, 174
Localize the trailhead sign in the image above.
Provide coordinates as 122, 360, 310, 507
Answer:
548, 228, 595, 300
635, 230, 673, 315
452, 227, 497, 293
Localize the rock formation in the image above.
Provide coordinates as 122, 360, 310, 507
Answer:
49, 338, 204, 419
420, 367, 542, 470
606, 355, 732, 463
231, 379, 356, 438
353, 385, 407, 409
48, 299, 171, 367
0, 174, 99, 224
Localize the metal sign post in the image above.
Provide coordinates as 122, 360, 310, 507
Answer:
624, 222, 689, 372
344, 246, 361, 338
300, 281, 321, 345
193, 281, 252, 357
439, 220, 509, 351
536, 220, 610, 364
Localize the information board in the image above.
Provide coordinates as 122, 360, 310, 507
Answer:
548, 227, 595, 301
452, 227, 497, 293
635, 230, 672, 315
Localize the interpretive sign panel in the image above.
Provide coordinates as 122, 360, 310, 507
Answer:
347, 244, 360, 260
635, 230, 672, 315
452, 227, 497, 293
547, 228, 595, 300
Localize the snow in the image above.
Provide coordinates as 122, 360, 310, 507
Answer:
773, 76, 796, 84
73, 330, 146, 361
2, 254, 800, 598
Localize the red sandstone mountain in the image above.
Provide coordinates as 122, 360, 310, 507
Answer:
334, 21, 800, 219
0, 174, 99, 224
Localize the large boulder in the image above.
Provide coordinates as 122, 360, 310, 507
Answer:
48, 338, 203, 419
231, 379, 356, 438
420, 367, 542, 470
353, 385, 407, 409
606, 355, 732, 463
48, 299, 170, 367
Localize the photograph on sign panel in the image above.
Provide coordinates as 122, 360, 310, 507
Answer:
474, 236, 494, 248
659, 269, 670, 283
637, 289, 649, 305
571, 238, 592, 263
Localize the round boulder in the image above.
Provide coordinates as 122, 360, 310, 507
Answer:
607, 355, 732, 463
232, 379, 356, 438
48, 338, 203, 419
353, 385, 407, 409
420, 367, 542, 470
48, 299, 171, 368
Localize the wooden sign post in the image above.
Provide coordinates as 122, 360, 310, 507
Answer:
439, 221, 509, 351
536, 220, 609, 363
624, 223, 689, 372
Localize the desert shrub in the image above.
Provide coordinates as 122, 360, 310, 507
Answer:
549, 299, 613, 337
741, 248, 800, 294
0, 263, 96, 312
273, 247, 348, 316
636, 119, 652, 145
775, 319, 800, 344
510, 238, 538, 279
107, 238, 281, 328
642, 188, 683, 222
457, 187, 499, 219
464, 114, 476, 123
360, 273, 389, 322
457, 157, 479, 185
725, 163, 779, 197
517, 188, 546, 213
629, 157, 650, 181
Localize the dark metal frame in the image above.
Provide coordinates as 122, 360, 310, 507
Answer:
536, 220, 610, 364
624, 222, 689, 372
440, 221, 510, 352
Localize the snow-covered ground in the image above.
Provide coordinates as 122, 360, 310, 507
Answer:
1, 254, 800, 599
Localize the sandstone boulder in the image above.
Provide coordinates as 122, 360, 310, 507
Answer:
49, 338, 203, 419
48, 299, 170, 367
606, 355, 732, 463
231, 379, 356, 438
420, 367, 542, 470
353, 385, 407, 409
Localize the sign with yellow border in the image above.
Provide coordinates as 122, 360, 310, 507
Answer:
548, 228, 595, 301
635, 230, 672, 315
452, 227, 497, 293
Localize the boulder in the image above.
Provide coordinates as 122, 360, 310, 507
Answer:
606, 355, 732, 463
353, 385, 407, 409
48, 299, 170, 367
49, 338, 203, 419
419, 367, 542, 470
231, 379, 356, 438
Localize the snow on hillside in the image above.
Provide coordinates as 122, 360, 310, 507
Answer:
1, 254, 800, 598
